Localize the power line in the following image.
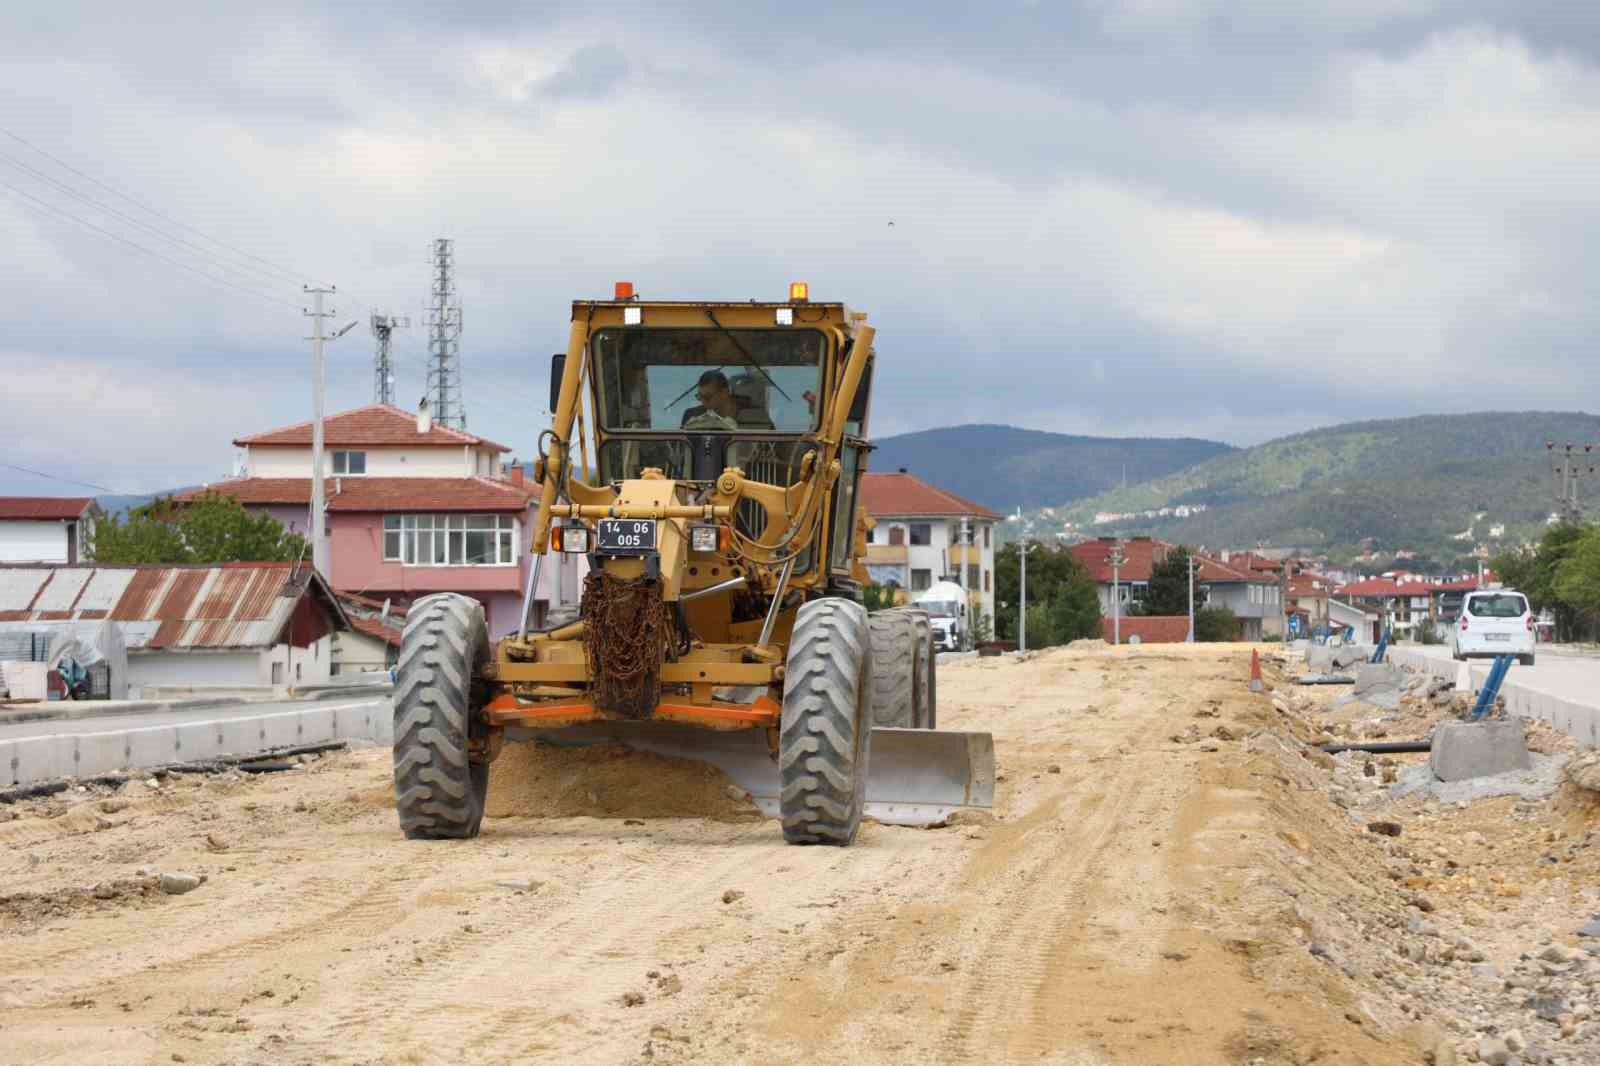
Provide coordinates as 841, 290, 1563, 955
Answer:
0, 148, 305, 292
0, 178, 301, 310
0, 123, 321, 287
0, 462, 122, 495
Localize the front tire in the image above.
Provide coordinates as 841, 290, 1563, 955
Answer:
779, 598, 872, 846
393, 593, 491, 840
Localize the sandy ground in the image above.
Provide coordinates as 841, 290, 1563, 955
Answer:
2, 644, 1562, 1065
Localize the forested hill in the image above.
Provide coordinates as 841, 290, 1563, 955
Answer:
868, 424, 1234, 513
1045, 411, 1600, 562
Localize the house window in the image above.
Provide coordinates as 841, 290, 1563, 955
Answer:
909, 524, 931, 546
271, 662, 284, 684
888, 525, 906, 547
984, 569, 991, 591
333, 450, 367, 475
984, 525, 991, 548
383, 513, 516, 566
967, 564, 980, 588
911, 568, 932, 592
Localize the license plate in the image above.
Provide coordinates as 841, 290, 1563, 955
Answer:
1484, 633, 1510, 642
596, 518, 657, 555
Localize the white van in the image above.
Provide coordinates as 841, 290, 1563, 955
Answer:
1450, 589, 1535, 666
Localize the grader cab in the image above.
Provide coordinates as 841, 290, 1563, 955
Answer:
392, 283, 994, 845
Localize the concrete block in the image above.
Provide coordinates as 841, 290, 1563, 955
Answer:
125, 728, 175, 772
1430, 720, 1533, 782
7, 736, 64, 787
1330, 646, 1366, 669
295, 708, 337, 745
1307, 647, 1335, 672
72, 731, 130, 779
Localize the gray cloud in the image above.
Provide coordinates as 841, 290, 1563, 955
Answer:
2, 3, 1598, 496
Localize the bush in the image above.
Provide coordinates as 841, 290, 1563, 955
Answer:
1194, 607, 1240, 642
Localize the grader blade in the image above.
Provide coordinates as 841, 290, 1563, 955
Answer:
508, 721, 995, 827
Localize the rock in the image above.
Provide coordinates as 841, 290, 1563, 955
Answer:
1476, 1035, 1511, 1065
1367, 820, 1403, 837
99, 797, 130, 813
1198, 740, 1220, 753
496, 879, 540, 893
721, 889, 744, 904
1407, 917, 1440, 938
1504, 1030, 1525, 1054
1047, 764, 1062, 774
92, 881, 118, 900
1525, 995, 1569, 1023
621, 991, 644, 1007
137, 864, 159, 878
1539, 945, 1572, 964
723, 785, 748, 804
204, 833, 228, 852
1576, 918, 1600, 939
1565, 751, 1600, 793
159, 872, 202, 895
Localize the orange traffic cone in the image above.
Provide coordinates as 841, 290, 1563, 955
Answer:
1248, 648, 1265, 693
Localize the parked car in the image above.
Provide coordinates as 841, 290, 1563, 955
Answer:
1450, 589, 1535, 666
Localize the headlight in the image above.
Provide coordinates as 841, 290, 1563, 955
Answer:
690, 525, 720, 553
555, 525, 591, 553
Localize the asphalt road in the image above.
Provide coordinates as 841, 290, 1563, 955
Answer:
1400, 641, 1600, 706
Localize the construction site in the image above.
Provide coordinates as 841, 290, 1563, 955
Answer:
0, 641, 1595, 1065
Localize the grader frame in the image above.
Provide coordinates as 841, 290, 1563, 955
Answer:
392, 285, 993, 845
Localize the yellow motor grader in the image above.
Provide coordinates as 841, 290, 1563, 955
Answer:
392, 282, 994, 845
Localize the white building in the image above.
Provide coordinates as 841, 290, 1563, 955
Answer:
0, 498, 99, 564
859, 470, 1000, 627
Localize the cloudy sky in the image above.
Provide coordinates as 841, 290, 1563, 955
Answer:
4, 2, 1600, 496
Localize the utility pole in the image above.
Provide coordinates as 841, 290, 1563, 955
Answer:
1110, 540, 1125, 645
304, 287, 359, 584
371, 312, 410, 406
425, 238, 466, 429
1549, 441, 1595, 524
1280, 558, 1292, 644
305, 287, 334, 580
1187, 550, 1196, 643
1019, 535, 1028, 654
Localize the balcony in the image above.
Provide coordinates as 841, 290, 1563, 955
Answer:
948, 543, 984, 566
866, 544, 908, 564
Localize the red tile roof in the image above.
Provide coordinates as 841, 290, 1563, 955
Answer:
177, 477, 536, 513
1070, 537, 1270, 585
0, 497, 94, 521
859, 472, 1001, 520
234, 404, 510, 452
1104, 615, 1191, 644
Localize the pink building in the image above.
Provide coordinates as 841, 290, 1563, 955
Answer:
180, 404, 583, 639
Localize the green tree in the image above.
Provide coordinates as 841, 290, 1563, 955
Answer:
1490, 523, 1590, 640
993, 541, 1102, 647
1194, 606, 1240, 642
1047, 574, 1104, 642
1554, 527, 1600, 623
861, 583, 896, 612
1143, 545, 1198, 616
92, 494, 308, 565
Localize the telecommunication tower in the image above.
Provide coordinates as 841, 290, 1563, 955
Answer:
370, 312, 410, 406
425, 238, 466, 429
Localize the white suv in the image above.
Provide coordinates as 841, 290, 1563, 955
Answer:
1451, 589, 1535, 666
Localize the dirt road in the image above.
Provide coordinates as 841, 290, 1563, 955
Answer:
2, 646, 1431, 1065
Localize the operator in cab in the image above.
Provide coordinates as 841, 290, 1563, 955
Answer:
681, 370, 775, 431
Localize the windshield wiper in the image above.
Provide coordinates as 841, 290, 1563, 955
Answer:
665, 308, 795, 409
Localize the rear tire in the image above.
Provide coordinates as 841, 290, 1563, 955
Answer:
779, 598, 872, 846
897, 608, 936, 728
393, 593, 490, 840
1520, 653, 1535, 667
868, 611, 917, 728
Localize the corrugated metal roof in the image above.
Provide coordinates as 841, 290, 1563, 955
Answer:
0, 564, 345, 651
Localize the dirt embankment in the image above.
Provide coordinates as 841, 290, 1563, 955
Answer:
1, 644, 1594, 1065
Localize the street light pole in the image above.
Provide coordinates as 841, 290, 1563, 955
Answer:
303, 286, 358, 585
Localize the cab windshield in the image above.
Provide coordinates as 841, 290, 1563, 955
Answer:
593, 327, 825, 433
